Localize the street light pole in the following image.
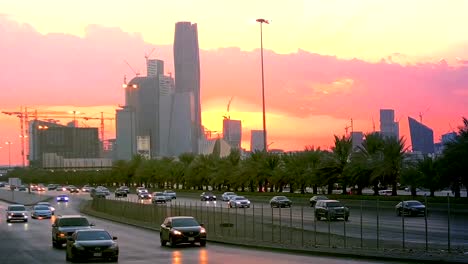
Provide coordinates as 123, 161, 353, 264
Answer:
256, 18, 269, 152
5, 141, 13, 168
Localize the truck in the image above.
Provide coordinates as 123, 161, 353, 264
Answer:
8, 178, 21, 189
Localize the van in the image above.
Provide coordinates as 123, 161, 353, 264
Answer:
378, 189, 393, 196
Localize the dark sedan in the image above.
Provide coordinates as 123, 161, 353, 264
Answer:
270, 196, 292, 208
138, 191, 152, 200
160, 216, 206, 247
66, 229, 119, 262
115, 188, 128, 198
200, 192, 216, 201
396, 200, 427, 216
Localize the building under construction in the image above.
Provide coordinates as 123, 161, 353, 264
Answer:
29, 120, 107, 168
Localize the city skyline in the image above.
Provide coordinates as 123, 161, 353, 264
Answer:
1, 1, 467, 165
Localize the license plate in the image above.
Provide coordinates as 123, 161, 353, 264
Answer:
93, 253, 102, 257
188, 237, 195, 241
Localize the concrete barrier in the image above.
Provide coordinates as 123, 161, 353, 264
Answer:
0, 189, 52, 205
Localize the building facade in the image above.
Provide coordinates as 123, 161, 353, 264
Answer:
115, 106, 136, 160
408, 117, 434, 154
350, 131, 364, 151
250, 130, 265, 152
380, 109, 399, 139
174, 21, 202, 154
223, 119, 242, 149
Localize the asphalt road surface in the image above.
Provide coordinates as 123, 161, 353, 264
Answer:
0, 198, 413, 264
106, 192, 468, 248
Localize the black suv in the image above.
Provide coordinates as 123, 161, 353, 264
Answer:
51, 215, 94, 248
115, 187, 128, 198
315, 200, 350, 221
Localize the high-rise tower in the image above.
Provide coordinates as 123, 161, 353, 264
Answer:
173, 21, 202, 154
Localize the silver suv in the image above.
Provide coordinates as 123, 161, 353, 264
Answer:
6, 204, 28, 223
51, 215, 94, 248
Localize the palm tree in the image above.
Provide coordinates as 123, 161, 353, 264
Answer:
317, 135, 353, 194
438, 117, 468, 198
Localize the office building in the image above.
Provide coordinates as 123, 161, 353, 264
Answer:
147, 59, 164, 78
223, 119, 242, 149
408, 117, 434, 154
29, 120, 101, 167
116, 106, 136, 160
380, 109, 399, 139
251, 130, 265, 152
174, 21, 202, 154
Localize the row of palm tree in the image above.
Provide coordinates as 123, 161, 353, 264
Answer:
9, 119, 468, 198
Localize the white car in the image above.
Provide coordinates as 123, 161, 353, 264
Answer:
31, 205, 52, 219
152, 192, 169, 204
163, 190, 177, 200
6, 204, 28, 223
222, 192, 237, 201
228, 196, 251, 208
36, 202, 55, 215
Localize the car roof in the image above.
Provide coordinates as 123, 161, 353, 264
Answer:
58, 215, 85, 219
8, 204, 25, 207
167, 216, 195, 220
320, 199, 341, 203
76, 228, 106, 233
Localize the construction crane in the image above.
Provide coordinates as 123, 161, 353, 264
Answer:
124, 60, 140, 77
223, 96, 234, 120
344, 118, 353, 136
2, 109, 114, 166
144, 48, 156, 64
419, 106, 430, 123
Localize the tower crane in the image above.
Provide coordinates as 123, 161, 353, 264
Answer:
223, 96, 234, 120
144, 48, 156, 65
124, 60, 140, 77
2, 109, 114, 165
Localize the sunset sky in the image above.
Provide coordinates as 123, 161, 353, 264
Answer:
1, 0, 468, 166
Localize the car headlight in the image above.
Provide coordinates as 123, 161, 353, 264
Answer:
213, 196, 216, 198
200, 228, 206, 233
109, 242, 118, 249
58, 232, 66, 238
172, 230, 182, 235
74, 243, 85, 250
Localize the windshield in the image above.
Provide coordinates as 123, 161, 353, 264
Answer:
406, 201, 423, 206
34, 206, 50, 211
38, 202, 51, 206
276, 196, 288, 200
235, 197, 246, 200
59, 218, 90, 226
172, 218, 199, 227
225, 192, 235, 195
327, 202, 343, 207
9, 206, 26, 211
76, 231, 111, 241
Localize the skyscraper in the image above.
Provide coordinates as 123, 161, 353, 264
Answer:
380, 109, 399, 139
350, 131, 364, 151
408, 117, 434, 154
223, 119, 242, 149
173, 21, 202, 154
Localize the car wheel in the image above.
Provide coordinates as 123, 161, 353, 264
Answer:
345, 215, 349, 221
160, 234, 166, 246
396, 209, 401, 216
24, 219, 28, 223
200, 240, 206, 247
110, 256, 118, 262
170, 236, 176, 247
6, 219, 10, 223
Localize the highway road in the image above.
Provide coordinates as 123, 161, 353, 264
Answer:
0, 198, 412, 264
104, 192, 468, 249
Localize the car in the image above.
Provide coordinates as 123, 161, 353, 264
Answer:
96, 186, 111, 196
395, 200, 426, 216
152, 192, 168, 204
228, 196, 251, 208
51, 215, 94, 248
6, 204, 28, 223
163, 190, 177, 199
17, 185, 28, 192
138, 191, 152, 200
91, 188, 107, 199
115, 187, 128, 198
47, 184, 58, 190
270, 196, 292, 208
37, 201, 56, 215
221, 192, 237, 201
37, 185, 46, 192
200, 191, 216, 201
309, 195, 328, 207
81, 185, 91, 192
379, 189, 393, 196
119, 186, 130, 194
136, 187, 148, 194
56, 194, 70, 202
315, 200, 350, 221
65, 229, 118, 262
31, 204, 53, 219
69, 186, 80, 193
160, 216, 207, 247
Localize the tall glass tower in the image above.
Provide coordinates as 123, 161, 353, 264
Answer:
173, 21, 202, 154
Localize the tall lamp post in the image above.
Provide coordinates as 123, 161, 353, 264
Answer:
5, 141, 13, 168
256, 18, 269, 152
